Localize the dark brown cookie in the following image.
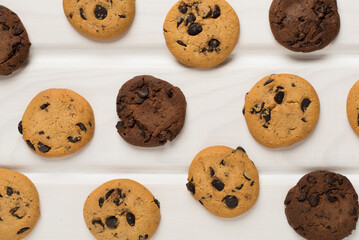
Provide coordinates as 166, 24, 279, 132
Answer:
0, 5, 31, 75
285, 170, 359, 240
269, 0, 340, 53
116, 75, 187, 147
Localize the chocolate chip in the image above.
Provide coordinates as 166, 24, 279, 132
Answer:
38, 142, 51, 153
309, 194, 320, 207
126, 212, 135, 226
165, 89, 173, 98
94, 5, 107, 20
10, 207, 22, 219
292, 83, 296, 87
26, 140, 35, 151
106, 189, 115, 199
40, 103, 50, 110
154, 198, 160, 208
69, 13, 73, 19
92, 219, 104, 229
327, 176, 336, 184
301, 118, 307, 122
315, 38, 323, 45
242, 107, 245, 115
208, 39, 220, 48
301, 98, 311, 112
234, 146, 246, 153
139, 234, 149, 240
106, 216, 118, 229
212, 5, 221, 18
137, 85, 149, 98
7, 187, 13, 196
220, 159, 225, 166
80, 8, 87, 20
243, 172, 251, 181
350, 208, 358, 216
177, 40, 187, 47
275, 86, 284, 92
327, 191, 338, 202
185, 13, 196, 26
199, 200, 204, 205
18, 121, 23, 134
223, 195, 238, 208
186, 182, 195, 194
136, 98, 146, 104
118, 14, 126, 18
274, 91, 285, 104
68, 136, 81, 143
13, 28, 23, 36
212, 179, 225, 191
236, 184, 243, 190
250, 181, 255, 186
99, 197, 104, 207
2, 24, 10, 30
338, 178, 343, 185
251, 102, 265, 114
188, 23, 202, 36
177, 17, 184, 27
178, 4, 188, 14
307, 176, 317, 185
264, 79, 274, 86
17, 227, 30, 234
298, 189, 307, 202
260, 109, 271, 122
209, 167, 215, 177
77, 123, 87, 132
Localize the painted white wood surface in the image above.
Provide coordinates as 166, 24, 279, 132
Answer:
1, 0, 359, 239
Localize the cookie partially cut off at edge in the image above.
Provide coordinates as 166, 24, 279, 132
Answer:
346, 80, 359, 137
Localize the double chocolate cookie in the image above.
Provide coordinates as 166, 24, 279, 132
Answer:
243, 74, 320, 148
0, 5, 31, 75
116, 75, 187, 147
63, 0, 135, 40
285, 170, 359, 240
186, 146, 259, 218
163, 0, 240, 68
269, 0, 340, 52
83, 179, 161, 240
0, 168, 40, 240
20, 88, 95, 158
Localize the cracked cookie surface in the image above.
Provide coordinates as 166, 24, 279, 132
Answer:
346, 80, 359, 137
186, 146, 259, 218
163, 0, 239, 68
83, 179, 161, 240
269, 0, 340, 53
285, 170, 359, 240
63, 0, 135, 40
116, 75, 187, 147
20, 88, 95, 158
0, 168, 40, 240
243, 74, 320, 148
0, 5, 31, 75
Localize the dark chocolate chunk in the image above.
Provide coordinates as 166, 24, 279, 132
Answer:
38, 131, 44, 135
99, 197, 104, 207
301, 118, 307, 122
274, 91, 285, 104
208, 39, 220, 48
338, 178, 343, 185
185, 13, 196, 26
327, 176, 336, 184
7, 187, 13, 196
220, 159, 225, 166
177, 40, 187, 47
80, 8, 87, 20
106, 216, 118, 229
26, 140, 35, 151
165, 89, 173, 98
69, 13, 73, 19
92, 219, 104, 230
234, 146, 246, 153
139, 234, 149, 240
243, 172, 251, 181
251, 102, 265, 114
177, 17, 184, 27
301, 98, 311, 112
212, 5, 221, 18
186, 182, 195, 194
212, 179, 225, 191
223, 195, 238, 208
68, 136, 81, 143
260, 109, 271, 122
250, 181, 255, 186
308, 194, 320, 207
106, 189, 115, 199
94, 5, 107, 20
188, 23, 202, 36
2, 24, 10, 30
137, 85, 149, 98
327, 191, 338, 202
209, 167, 215, 177
18, 121, 23, 134
17, 227, 30, 234
178, 4, 188, 14
13, 28, 23, 36
40, 103, 50, 110
126, 212, 135, 226
77, 123, 87, 132
264, 79, 274, 86
350, 208, 358, 216
298, 189, 307, 202
154, 198, 160, 208
38, 142, 51, 153
199, 200, 204, 205
118, 14, 126, 18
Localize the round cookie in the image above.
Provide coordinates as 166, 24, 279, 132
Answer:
346, 80, 359, 136
83, 179, 161, 240
285, 170, 359, 240
0, 5, 31, 75
243, 74, 320, 148
63, 0, 135, 40
269, 0, 340, 53
186, 146, 259, 218
20, 88, 95, 158
116, 75, 187, 147
0, 168, 40, 240
163, 0, 239, 68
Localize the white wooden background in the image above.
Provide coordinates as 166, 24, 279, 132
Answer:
1, 0, 359, 239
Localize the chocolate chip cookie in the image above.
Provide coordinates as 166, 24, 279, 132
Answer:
0, 168, 40, 240
285, 170, 359, 240
0, 5, 31, 75
116, 75, 187, 147
63, 0, 135, 40
243, 74, 320, 148
347, 80, 359, 137
83, 179, 161, 240
20, 88, 95, 158
163, 0, 240, 68
186, 146, 259, 218
269, 0, 340, 52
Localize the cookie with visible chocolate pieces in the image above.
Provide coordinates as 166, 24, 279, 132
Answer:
0, 5, 31, 75
163, 0, 239, 68
63, 0, 135, 40
269, 0, 340, 52
243, 74, 320, 148
116, 75, 187, 147
186, 146, 259, 218
0, 168, 40, 240
285, 170, 359, 240
83, 179, 161, 240
346, 80, 359, 137
20, 88, 95, 158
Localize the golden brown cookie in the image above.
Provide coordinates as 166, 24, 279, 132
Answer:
243, 74, 320, 148
83, 179, 161, 240
347, 80, 359, 136
19, 88, 95, 158
186, 146, 259, 218
163, 0, 239, 68
0, 168, 40, 240
63, 0, 135, 40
